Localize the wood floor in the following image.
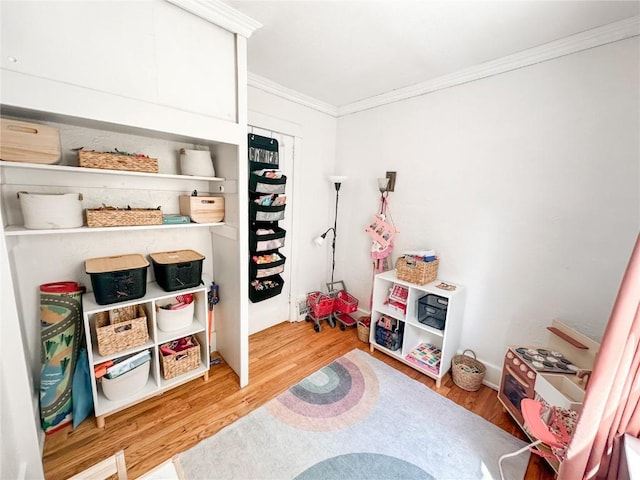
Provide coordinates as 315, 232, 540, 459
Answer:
43, 320, 555, 479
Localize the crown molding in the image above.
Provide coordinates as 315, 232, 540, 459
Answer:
166, 0, 262, 38
248, 73, 339, 117
337, 15, 640, 116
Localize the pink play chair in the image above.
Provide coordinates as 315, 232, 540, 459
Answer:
499, 398, 578, 479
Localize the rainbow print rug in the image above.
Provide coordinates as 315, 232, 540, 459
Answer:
179, 349, 529, 479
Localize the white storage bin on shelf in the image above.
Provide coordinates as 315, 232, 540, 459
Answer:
17, 191, 83, 229
156, 301, 195, 332
101, 360, 150, 401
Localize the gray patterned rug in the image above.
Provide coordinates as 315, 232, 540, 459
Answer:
179, 349, 529, 479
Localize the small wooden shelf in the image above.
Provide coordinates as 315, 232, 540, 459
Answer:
547, 326, 588, 349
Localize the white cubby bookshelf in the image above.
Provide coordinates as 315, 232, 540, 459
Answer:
369, 269, 466, 387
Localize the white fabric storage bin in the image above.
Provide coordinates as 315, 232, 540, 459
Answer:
156, 301, 195, 332
179, 149, 215, 177
17, 191, 83, 229
101, 359, 150, 401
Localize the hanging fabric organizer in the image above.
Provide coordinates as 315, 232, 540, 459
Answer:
248, 134, 287, 302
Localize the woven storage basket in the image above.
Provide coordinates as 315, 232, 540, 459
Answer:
95, 305, 149, 356
78, 150, 159, 173
451, 349, 486, 392
356, 316, 371, 343
396, 256, 439, 285
160, 336, 200, 380
86, 207, 163, 227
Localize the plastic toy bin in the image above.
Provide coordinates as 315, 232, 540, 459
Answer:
149, 250, 205, 292
156, 301, 195, 332
85, 254, 149, 305
101, 358, 150, 401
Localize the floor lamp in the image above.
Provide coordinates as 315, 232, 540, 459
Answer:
314, 175, 347, 285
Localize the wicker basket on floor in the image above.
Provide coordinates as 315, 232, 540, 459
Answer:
357, 316, 371, 343
451, 349, 486, 392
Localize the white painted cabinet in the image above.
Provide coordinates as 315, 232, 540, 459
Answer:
369, 270, 466, 387
0, 0, 237, 122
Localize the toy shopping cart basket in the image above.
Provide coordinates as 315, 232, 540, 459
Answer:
306, 291, 335, 332
327, 281, 359, 331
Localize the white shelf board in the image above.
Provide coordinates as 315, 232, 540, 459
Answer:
0, 160, 226, 181
95, 375, 158, 417
83, 282, 207, 314
156, 319, 206, 345
4, 222, 225, 236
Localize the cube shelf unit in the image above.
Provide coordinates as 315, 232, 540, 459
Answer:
369, 270, 466, 387
83, 283, 209, 428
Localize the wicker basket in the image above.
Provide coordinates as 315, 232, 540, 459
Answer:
95, 305, 149, 356
160, 336, 200, 380
86, 207, 163, 227
396, 256, 439, 285
357, 316, 371, 343
451, 349, 486, 392
78, 150, 159, 173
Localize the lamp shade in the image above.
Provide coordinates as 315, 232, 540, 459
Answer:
313, 235, 326, 246
329, 175, 347, 184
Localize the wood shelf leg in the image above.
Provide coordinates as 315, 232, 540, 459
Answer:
203, 371, 209, 382
96, 415, 105, 429
436, 378, 442, 388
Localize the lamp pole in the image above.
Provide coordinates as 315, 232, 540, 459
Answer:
331, 181, 341, 285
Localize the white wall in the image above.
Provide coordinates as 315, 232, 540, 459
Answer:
335, 37, 640, 384
247, 87, 338, 309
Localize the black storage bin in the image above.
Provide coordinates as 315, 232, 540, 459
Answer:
149, 250, 205, 292
249, 172, 287, 194
375, 315, 404, 351
85, 254, 149, 305
250, 252, 286, 279
249, 274, 284, 303
249, 224, 286, 252
249, 202, 286, 222
417, 294, 448, 330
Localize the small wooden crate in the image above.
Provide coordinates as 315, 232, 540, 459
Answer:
396, 256, 439, 285
94, 305, 149, 356
86, 207, 163, 227
160, 336, 200, 380
179, 195, 224, 223
78, 150, 159, 173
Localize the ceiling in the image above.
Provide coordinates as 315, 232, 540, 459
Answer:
224, 1, 639, 108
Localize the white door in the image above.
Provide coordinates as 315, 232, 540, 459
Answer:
248, 127, 294, 334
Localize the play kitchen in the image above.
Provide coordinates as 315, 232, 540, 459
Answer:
498, 320, 600, 443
